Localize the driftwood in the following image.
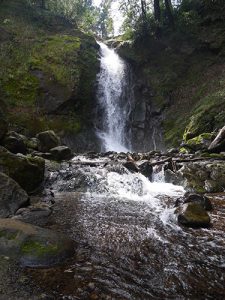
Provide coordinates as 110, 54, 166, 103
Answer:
149, 157, 172, 167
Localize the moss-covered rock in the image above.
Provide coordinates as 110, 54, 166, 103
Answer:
0, 218, 74, 267
0, 146, 45, 194
181, 161, 225, 193
177, 202, 210, 228
182, 133, 214, 152
36, 130, 60, 153
183, 89, 225, 141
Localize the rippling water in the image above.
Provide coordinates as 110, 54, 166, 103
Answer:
28, 157, 225, 299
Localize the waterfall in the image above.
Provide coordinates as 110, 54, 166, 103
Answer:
96, 42, 133, 153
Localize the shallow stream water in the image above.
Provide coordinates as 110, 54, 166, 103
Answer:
26, 155, 225, 299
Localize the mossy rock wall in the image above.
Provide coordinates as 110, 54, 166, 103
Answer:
0, 0, 100, 142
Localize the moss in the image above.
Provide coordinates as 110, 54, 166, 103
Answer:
0, 230, 17, 240
163, 117, 186, 147
183, 88, 225, 141
208, 153, 225, 159
182, 133, 214, 152
0, 1, 99, 138
21, 240, 58, 257
8, 111, 81, 137
180, 147, 189, 154
30, 35, 81, 88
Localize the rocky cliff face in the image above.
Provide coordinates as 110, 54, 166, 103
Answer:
116, 10, 225, 151
0, 0, 100, 152
127, 65, 165, 152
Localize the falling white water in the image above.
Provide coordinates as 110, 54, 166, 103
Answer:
96, 42, 132, 152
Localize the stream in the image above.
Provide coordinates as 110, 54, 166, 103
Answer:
25, 154, 225, 299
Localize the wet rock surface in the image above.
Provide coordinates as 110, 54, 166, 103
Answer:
0, 172, 29, 218
0, 219, 74, 268
177, 202, 211, 228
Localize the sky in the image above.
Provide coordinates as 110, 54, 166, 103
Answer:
93, 0, 124, 36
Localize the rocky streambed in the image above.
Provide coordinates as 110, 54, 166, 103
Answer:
1, 148, 225, 299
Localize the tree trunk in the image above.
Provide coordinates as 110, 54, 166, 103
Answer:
154, 0, 161, 37
164, 0, 174, 27
154, 0, 161, 23
141, 0, 147, 20
40, 0, 45, 9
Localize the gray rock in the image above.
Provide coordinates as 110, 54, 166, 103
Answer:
139, 162, 153, 180
164, 169, 184, 186
177, 202, 210, 228
0, 218, 74, 267
0, 146, 45, 194
50, 146, 73, 161
0, 172, 29, 218
208, 125, 225, 152
3, 131, 27, 154
13, 203, 52, 226
36, 130, 60, 153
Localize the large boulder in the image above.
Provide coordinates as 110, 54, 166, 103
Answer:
3, 131, 27, 154
36, 130, 60, 153
0, 172, 29, 218
183, 133, 214, 153
50, 146, 73, 161
0, 219, 74, 267
208, 125, 225, 153
177, 202, 210, 228
0, 146, 45, 194
180, 161, 225, 193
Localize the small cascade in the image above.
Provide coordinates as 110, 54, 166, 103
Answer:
152, 165, 165, 182
96, 42, 133, 152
